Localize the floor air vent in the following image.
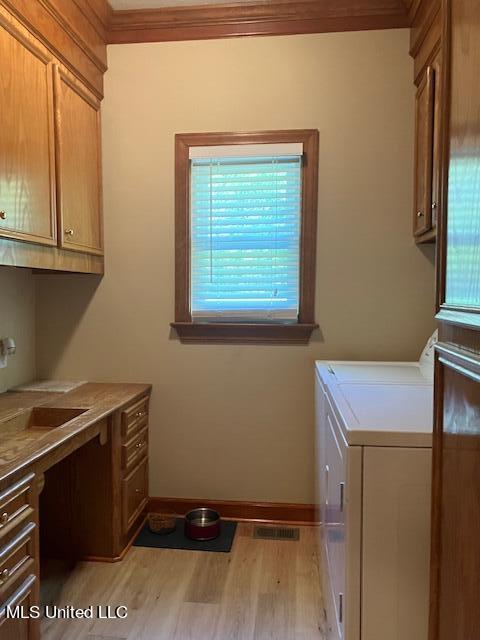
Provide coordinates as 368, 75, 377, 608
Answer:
253, 526, 300, 541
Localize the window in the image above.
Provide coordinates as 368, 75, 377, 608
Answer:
172, 130, 319, 344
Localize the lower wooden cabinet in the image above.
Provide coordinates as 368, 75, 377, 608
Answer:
0, 473, 39, 640
0, 574, 38, 640
0, 389, 151, 639
120, 396, 149, 535
122, 457, 148, 534
38, 404, 150, 563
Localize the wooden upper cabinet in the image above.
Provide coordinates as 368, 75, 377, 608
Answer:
54, 67, 103, 255
430, 48, 443, 232
0, 18, 56, 246
413, 65, 435, 239
411, 0, 444, 245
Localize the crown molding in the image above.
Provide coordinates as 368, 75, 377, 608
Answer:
107, 0, 409, 45
1, 0, 108, 97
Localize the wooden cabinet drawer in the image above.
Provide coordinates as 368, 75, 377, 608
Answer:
122, 426, 148, 473
121, 396, 149, 442
0, 523, 36, 602
0, 574, 37, 639
0, 475, 35, 541
122, 457, 148, 534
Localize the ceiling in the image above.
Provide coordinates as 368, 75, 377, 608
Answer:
109, 0, 242, 8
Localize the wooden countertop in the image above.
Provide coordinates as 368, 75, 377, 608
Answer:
0, 383, 151, 487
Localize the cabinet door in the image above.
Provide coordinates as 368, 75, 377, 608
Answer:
413, 65, 435, 237
54, 67, 103, 255
0, 19, 56, 245
430, 49, 443, 231
122, 456, 148, 534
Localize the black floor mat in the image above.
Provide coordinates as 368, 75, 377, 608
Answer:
133, 518, 237, 553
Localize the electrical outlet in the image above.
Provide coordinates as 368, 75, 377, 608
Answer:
0, 337, 16, 369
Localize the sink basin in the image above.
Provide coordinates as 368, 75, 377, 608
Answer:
0, 407, 88, 435
0, 407, 89, 464
27, 407, 88, 430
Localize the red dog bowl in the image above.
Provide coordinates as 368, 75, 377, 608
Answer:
185, 508, 221, 541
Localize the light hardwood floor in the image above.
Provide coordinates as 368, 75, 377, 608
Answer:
41, 523, 326, 639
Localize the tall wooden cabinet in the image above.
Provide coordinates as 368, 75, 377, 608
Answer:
0, 18, 56, 246
430, 0, 480, 637
0, 2, 106, 273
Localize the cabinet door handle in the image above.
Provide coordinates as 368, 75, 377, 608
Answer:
416, 211, 424, 218
0, 568, 10, 585
64, 228, 74, 236
340, 482, 345, 512
0, 512, 8, 527
339, 593, 344, 624
0, 211, 6, 220
325, 465, 329, 506
432, 202, 437, 209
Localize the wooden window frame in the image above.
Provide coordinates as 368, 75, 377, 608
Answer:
171, 129, 319, 344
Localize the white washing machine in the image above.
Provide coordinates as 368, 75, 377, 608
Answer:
314, 332, 436, 640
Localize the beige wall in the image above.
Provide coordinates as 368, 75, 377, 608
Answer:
35, 30, 436, 503
0, 267, 36, 392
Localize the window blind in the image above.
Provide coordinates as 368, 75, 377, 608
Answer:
190, 150, 302, 322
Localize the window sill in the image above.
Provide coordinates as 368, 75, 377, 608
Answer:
170, 322, 319, 344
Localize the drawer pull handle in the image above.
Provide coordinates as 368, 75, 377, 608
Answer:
0, 211, 6, 220
135, 411, 146, 418
340, 482, 345, 513
0, 568, 10, 585
0, 512, 8, 526
64, 228, 74, 236
135, 488, 142, 494
416, 211, 424, 218
325, 465, 329, 507
135, 441, 145, 449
